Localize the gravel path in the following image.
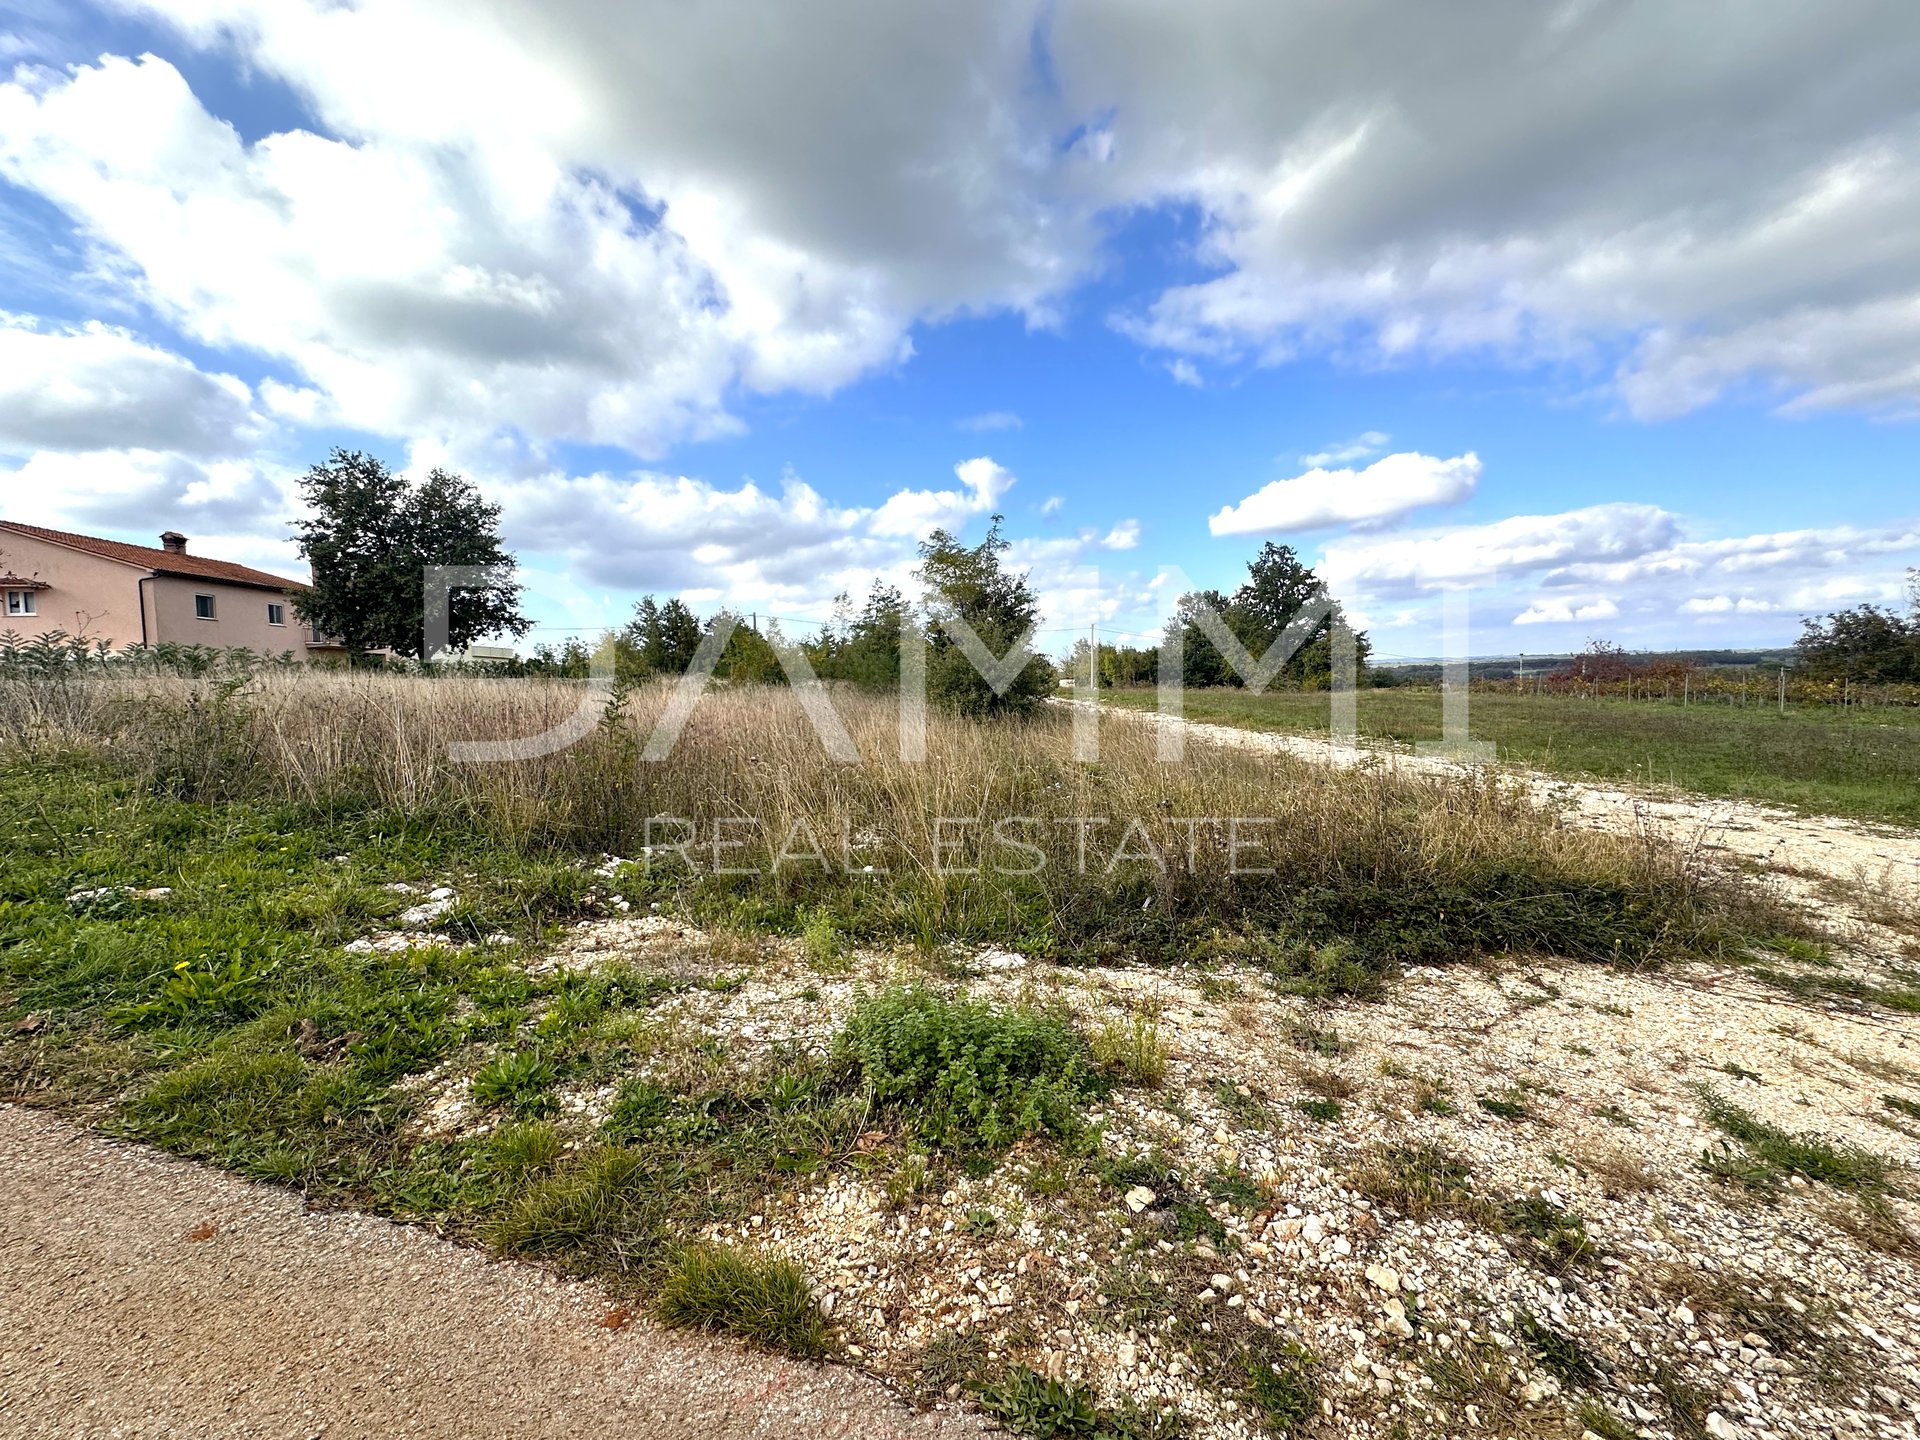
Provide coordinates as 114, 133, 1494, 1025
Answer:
0, 1104, 986, 1440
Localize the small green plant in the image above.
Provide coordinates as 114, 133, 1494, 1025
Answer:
965, 1207, 998, 1237
1350, 1143, 1481, 1221
1285, 1019, 1346, 1056
1211, 1078, 1269, 1126
1091, 1012, 1169, 1086
839, 986, 1095, 1150
471, 1049, 557, 1115
1883, 1093, 1920, 1121
1242, 1342, 1317, 1432
886, 1151, 933, 1208
1513, 1307, 1597, 1387
976, 1367, 1177, 1440
1720, 1061, 1764, 1083
801, 907, 846, 970
1575, 1399, 1640, 1440
1499, 1194, 1597, 1274
1476, 1090, 1531, 1121
1595, 1102, 1638, 1129
1296, 1097, 1341, 1124
602, 1076, 675, 1142
655, 1243, 831, 1357
114, 953, 273, 1027
1694, 1085, 1892, 1195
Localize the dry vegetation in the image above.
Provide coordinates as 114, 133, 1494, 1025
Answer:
5, 666, 1919, 1440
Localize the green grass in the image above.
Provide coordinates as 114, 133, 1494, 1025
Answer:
1103, 687, 1920, 826
976, 1367, 1180, 1440
1693, 1086, 1895, 1195
655, 1243, 832, 1357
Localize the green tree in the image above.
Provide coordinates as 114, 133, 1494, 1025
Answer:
1166, 543, 1367, 689
917, 517, 1055, 716
622, 595, 703, 674
292, 449, 528, 659
1796, 588, 1920, 684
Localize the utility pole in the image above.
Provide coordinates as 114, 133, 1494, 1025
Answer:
1778, 665, 1787, 715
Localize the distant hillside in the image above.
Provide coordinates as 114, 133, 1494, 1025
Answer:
1374, 647, 1797, 684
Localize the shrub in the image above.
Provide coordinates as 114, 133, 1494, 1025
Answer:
837, 986, 1095, 1150
656, 1243, 830, 1358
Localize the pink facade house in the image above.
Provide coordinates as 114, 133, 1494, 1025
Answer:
0, 520, 345, 660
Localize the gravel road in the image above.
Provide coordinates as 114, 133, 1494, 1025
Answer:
0, 1104, 986, 1440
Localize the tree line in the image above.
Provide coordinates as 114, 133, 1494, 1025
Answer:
291, 449, 1368, 717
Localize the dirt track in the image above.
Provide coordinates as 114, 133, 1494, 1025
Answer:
0, 1105, 985, 1440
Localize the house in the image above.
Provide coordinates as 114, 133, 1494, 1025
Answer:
0, 520, 344, 660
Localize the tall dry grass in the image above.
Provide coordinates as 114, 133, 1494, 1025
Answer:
2, 668, 1788, 977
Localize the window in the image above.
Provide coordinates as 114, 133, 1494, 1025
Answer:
5, 590, 35, 617
194, 594, 216, 620
267, 602, 286, 626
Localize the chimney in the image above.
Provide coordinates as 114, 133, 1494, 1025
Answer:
160, 531, 188, 555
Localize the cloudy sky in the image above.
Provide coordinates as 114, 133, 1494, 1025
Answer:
2, 0, 1917, 659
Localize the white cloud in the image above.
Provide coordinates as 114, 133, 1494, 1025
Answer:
1099, 519, 1141, 550
0, 319, 260, 456
0, 447, 304, 574
958, 410, 1023, 432
1299, 430, 1388, 467
867, 456, 1015, 538
1209, 451, 1479, 536
1064, 3, 1920, 418
1321, 504, 1920, 652
1166, 358, 1203, 387
1040, 495, 1065, 517
1513, 596, 1618, 626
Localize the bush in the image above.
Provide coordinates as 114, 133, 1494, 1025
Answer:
656, 1243, 830, 1357
838, 986, 1095, 1149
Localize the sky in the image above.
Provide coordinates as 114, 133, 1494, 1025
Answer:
1, 0, 1917, 662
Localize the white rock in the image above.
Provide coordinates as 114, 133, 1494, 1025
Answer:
1123, 1186, 1156, 1214
1365, 1263, 1401, 1294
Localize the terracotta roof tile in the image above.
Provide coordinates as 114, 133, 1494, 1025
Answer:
0, 521, 307, 592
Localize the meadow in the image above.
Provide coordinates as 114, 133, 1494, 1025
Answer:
5, 665, 1898, 1438
1102, 685, 1920, 826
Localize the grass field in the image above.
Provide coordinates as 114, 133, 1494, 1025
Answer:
1102, 687, 1920, 827
3, 667, 1910, 1435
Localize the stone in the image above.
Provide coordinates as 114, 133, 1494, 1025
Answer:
1124, 1186, 1156, 1213
1365, 1263, 1400, 1294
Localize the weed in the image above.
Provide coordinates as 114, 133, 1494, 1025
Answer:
113, 952, 276, 1028
917, 1331, 986, 1397
471, 1049, 557, 1116
1090, 1012, 1169, 1087
1595, 1102, 1638, 1129
1575, 1400, 1640, 1440
602, 1076, 675, 1143
965, 1207, 998, 1237
1720, 1061, 1764, 1084
1883, 1093, 1920, 1121
1595, 1002, 1633, 1018
1476, 1089, 1531, 1121
886, 1152, 934, 1209
1566, 1138, 1660, 1197
976, 1367, 1179, 1440
1296, 1097, 1341, 1124
1242, 1341, 1317, 1433
1653, 1364, 1712, 1440
1285, 1019, 1346, 1056
656, 1243, 831, 1358
838, 986, 1095, 1150
1694, 1085, 1892, 1195
1349, 1143, 1481, 1222
1499, 1194, 1598, 1274
1513, 1307, 1597, 1387
1210, 1078, 1269, 1127
800, 907, 845, 969
1202, 1166, 1265, 1212
483, 1145, 671, 1274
